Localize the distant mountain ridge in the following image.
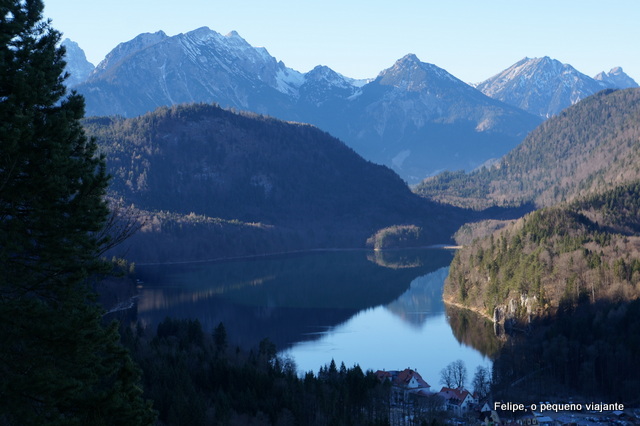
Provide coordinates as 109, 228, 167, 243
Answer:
69, 28, 540, 183
334, 54, 541, 182
594, 66, 639, 90
476, 57, 638, 118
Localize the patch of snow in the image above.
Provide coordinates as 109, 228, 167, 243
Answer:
392, 150, 411, 169
347, 89, 363, 101
254, 47, 273, 63
179, 36, 202, 63
275, 67, 305, 95
472, 157, 500, 172
475, 118, 493, 132
348, 77, 373, 88
189, 26, 218, 41
251, 174, 274, 197
158, 61, 175, 104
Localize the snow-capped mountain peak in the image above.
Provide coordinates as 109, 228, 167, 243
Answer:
476, 56, 610, 117
593, 67, 639, 89
295, 65, 362, 107
184, 27, 304, 95
377, 54, 460, 91
304, 65, 352, 89
94, 30, 168, 74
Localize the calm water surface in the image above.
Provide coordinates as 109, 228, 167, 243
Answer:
133, 249, 496, 387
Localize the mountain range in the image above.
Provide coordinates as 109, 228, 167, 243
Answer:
64, 29, 637, 183
66, 28, 540, 183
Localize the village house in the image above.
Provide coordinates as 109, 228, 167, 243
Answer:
437, 386, 478, 416
375, 368, 441, 425
375, 368, 432, 406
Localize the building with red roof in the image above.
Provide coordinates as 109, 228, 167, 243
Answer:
437, 386, 478, 416
375, 368, 433, 406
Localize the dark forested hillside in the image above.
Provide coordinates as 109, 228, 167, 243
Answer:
445, 181, 640, 322
415, 88, 640, 209
85, 104, 463, 262
478, 184, 640, 403
121, 318, 391, 425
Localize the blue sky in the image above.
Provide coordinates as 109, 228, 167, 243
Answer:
44, 0, 640, 84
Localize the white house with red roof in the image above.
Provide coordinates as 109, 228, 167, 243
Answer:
437, 386, 478, 415
375, 368, 433, 406
393, 369, 431, 390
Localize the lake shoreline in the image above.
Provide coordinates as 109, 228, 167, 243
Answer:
443, 297, 495, 323
135, 244, 460, 266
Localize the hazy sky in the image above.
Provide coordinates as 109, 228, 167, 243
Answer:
44, 0, 640, 84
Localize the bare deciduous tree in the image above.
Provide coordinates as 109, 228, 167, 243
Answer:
440, 359, 467, 389
472, 365, 491, 399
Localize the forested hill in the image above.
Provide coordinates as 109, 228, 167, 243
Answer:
448, 181, 640, 403
445, 180, 640, 322
415, 88, 640, 209
85, 104, 463, 262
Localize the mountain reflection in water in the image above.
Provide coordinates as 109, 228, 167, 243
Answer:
131, 249, 492, 379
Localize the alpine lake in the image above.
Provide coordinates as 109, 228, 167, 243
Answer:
128, 248, 498, 387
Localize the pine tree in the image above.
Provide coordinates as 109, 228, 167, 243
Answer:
0, 1, 155, 424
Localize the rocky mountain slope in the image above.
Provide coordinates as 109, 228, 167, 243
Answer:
329, 54, 541, 183
74, 28, 303, 119
61, 38, 94, 87
594, 66, 639, 89
476, 57, 638, 118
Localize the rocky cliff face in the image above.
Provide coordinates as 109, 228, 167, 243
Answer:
61, 38, 95, 87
